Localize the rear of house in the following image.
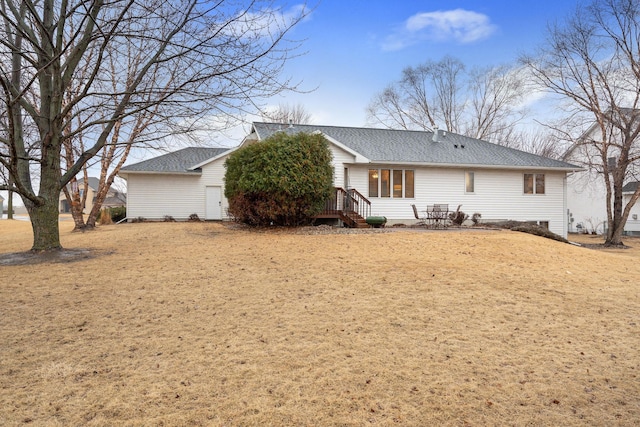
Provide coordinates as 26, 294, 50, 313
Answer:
120, 122, 579, 238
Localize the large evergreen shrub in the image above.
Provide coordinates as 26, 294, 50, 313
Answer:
224, 132, 334, 226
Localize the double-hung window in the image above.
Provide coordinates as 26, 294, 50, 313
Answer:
524, 173, 545, 194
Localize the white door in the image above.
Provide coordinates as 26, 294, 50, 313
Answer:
205, 186, 222, 220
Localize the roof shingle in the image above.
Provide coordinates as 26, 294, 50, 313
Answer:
120, 147, 230, 173
252, 122, 578, 170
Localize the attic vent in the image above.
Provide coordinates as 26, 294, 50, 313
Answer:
607, 156, 617, 169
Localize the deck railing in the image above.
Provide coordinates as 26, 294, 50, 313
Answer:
322, 187, 371, 220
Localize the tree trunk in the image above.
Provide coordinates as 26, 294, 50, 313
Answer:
25, 197, 61, 251
26, 131, 64, 250
605, 217, 626, 246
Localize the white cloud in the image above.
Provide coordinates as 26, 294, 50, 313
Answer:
382, 9, 497, 51
227, 4, 311, 40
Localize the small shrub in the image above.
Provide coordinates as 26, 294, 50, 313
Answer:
471, 213, 482, 226
96, 206, 126, 223
448, 205, 469, 226
132, 216, 146, 223
188, 213, 201, 222
98, 208, 113, 225
163, 215, 176, 222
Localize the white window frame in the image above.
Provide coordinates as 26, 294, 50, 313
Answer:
465, 171, 475, 194
368, 168, 415, 199
524, 173, 545, 195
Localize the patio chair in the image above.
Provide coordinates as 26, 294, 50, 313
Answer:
428, 204, 449, 228
411, 204, 427, 226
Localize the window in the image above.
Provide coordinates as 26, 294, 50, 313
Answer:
380, 169, 390, 198
393, 170, 403, 198
535, 174, 545, 194
405, 170, 415, 198
524, 173, 545, 194
368, 170, 378, 197
368, 168, 414, 198
465, 171, 475, 193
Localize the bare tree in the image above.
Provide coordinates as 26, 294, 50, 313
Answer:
521, 0, 640, 246
61, 32, 185, 231
367, 56, 463, 132
0, 0, 308, 251
262, 102, 313, 124
367, 56, 527, 143
465, 65, 527, 140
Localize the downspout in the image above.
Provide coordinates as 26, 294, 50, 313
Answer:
563, 174, 568, 239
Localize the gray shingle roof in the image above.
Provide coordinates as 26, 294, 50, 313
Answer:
120, 147, 230, 173
622, 181, 639, 193
253, 122, 579, 170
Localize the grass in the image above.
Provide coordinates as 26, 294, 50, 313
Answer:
1, 220, 639, 426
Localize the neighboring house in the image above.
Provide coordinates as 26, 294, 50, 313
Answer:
622, 181, 640, 235
59, 177, 126, 213
563, 118, 640, 235
120, 122, 580, 237
0, 194, 4, 216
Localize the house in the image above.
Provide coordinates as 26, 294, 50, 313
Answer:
118, 147, 232, 220
119, 122, 580, 237
59, 177, 126, 213
563, 116, 640, 235
0, 194, 4, 217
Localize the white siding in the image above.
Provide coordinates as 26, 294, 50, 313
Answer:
200, 155, 231, 219
350, 165, 568, 237
126, 174, 205, 219
566, 171, 608, 233
125, 154, 231, 221
328, 144, 357, 187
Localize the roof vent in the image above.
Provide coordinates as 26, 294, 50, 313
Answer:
432, 126, 446, 142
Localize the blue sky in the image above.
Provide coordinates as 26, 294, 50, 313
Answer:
252, 0, 580, 134
2, 0, 583, 206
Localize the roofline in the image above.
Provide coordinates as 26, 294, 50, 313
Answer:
312, 131, 370, 163
118, 170, 203, 177
348, 160, 584, 172
188, 146, 236, 170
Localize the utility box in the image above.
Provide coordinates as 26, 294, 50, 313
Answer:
366, 216, 387, 228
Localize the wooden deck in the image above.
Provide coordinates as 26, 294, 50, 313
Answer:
316, 187, 371, 228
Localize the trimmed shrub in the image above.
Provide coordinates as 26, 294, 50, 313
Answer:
225, 131, 334, 226
97, 206, 126, 223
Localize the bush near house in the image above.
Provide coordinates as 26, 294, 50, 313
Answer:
224, 132, 334, 226
96, 206, 126, 223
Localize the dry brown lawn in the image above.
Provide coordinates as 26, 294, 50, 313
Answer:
1, 219, 639, 426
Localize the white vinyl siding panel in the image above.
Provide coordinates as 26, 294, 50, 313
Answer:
328, 145, 357, 188
349, 165, 567, 237
125, 153, 231, 221
126, 174, 204, 219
